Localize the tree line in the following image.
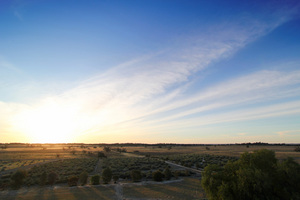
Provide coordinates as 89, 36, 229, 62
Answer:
202, 149, 300, 200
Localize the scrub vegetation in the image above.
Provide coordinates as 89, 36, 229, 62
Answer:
0, 143, 299, 200
202, 149, 300, 200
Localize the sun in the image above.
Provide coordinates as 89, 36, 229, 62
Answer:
15, 101, 77, 143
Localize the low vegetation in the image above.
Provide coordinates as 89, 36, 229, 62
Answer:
102, 167, 112, 184
11, 169, 27, 189
68, 175, 79, 187
79, 171, 88, 186
23, 158, 97, 186
1, 143, 299, 199
131, 170, 142, 182
202, 149, 300, 200
152, 170, 164, 182
160, 154, 238, 169
102, 157, 169, 179
0, 160, 45, 172
91, 174, 100, 185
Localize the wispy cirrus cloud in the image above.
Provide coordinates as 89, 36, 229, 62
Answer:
139, 70, 300, 124
1, 12, 299, 143
276, 130, 300, 136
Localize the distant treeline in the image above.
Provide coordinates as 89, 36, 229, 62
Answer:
1, 142, 299, 146
67, 142, 300, 147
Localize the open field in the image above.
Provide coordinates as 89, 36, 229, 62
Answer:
0, 143, 299, 199
0, 177, 206, 200
0, 160, 45, 172
1, 143, 299, 161
123, 177, 206, 200
121, 144, 300, 163
0, 185, 117, 200
0, 144, 104, 160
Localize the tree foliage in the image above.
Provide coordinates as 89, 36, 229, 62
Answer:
163, 167, 172, 180
48, 171, 58, 186
40, 171, 47, 186
68, 175, 78, 187
98, 152, 106, 158
11, 169, 27, 189
103, 146, 111, 152
131, 170, 142, 182
113, 175, 119, 183
201, 149, 300, 200
91, 174, 100, 185
102, 168, 112, 184
153, 170, 163, 182
79, 171, 88, 186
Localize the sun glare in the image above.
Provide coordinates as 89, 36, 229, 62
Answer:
15, 102, 77, 143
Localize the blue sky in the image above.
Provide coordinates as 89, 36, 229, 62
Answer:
0, 0, 300, 143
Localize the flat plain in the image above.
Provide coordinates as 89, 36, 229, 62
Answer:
0, 143, 299, 199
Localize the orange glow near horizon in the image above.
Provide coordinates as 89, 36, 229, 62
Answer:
13, 102, 78, 143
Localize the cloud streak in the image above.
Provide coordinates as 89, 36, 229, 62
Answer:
1, 11, 300, 143
276, 130, 300, 136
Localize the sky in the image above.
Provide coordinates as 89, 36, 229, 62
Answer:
0, 0, 300, 144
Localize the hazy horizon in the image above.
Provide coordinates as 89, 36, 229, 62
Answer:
1, 0, 300, 144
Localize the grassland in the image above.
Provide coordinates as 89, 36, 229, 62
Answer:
123, 144, 300, 163
0, 185, 117, 200
0, 178, 207, 200
123, 177, 206, 199
0, 143, 299, 199
1, 143, 299, 162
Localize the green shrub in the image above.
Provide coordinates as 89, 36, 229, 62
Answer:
164, 167, 172, 180
131, 170, 142, 182
48, 171, 58, 185
98, 152, 106, 158
173, 170, 180, 179
68, 175, 78, 187
202, 149, 300, 200
102, 168, 112, 184
152, 170, 163, 182
91, 174, 100, 185
40, 171, 47, 186
11, 169, 27, 189
79, 171, 88, 186
185, 170, 190, 176
113, 175, 119, 183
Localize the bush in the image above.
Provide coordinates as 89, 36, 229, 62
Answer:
164, 167, 172, 180
91, 174, 100, 185
113, 175, 119, 183
11, 169, 27, 189
185, 170, 190, 176
103, 146, 111, 152
102, 168, 112, 184
152, 170, 163, 182
48, 171, 58, 185
98, 152, 106, 158
40, 171, 47, 186
79, 171, 88, 186
68, 175, 78, 187
201, 149, 300, 200
131, 170, 142, 182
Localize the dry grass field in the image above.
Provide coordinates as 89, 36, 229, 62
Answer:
0, 143, 299, 200
1, 143, 299, 172
0, 144, 103, 160
0, 178, 205, 200
123, 144, 300, 163
123, 177, 206, 200
0, 185, 117, 200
